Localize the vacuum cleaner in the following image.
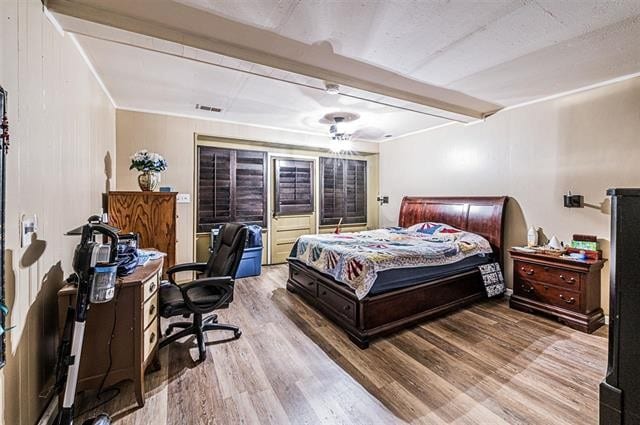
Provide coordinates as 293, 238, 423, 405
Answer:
55, 216, 119, 425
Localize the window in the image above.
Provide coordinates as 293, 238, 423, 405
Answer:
197, 146, 267, 232
274, 158, 314, 215
320, 157, 367, 225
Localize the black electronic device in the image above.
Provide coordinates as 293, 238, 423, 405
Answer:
600, 189, 640, 424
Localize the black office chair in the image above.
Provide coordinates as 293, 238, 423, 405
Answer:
159, 223, 247, 361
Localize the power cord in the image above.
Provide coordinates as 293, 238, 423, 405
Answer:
74, 284, 121, 419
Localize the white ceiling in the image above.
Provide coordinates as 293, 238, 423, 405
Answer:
72, 30, 451, 140
174, 0, 640, 105
51, 0, 640, 140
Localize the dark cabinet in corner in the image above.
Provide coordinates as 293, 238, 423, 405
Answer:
107, 191, 177, 276
600, 188, 640, 425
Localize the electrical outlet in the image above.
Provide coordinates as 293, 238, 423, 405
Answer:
176, 193, 191, 204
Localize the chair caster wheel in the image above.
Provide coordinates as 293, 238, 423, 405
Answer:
234, 330, 242, 339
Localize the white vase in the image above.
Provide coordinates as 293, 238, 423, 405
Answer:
527, 226, 538, 247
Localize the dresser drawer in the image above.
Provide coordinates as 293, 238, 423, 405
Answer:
144, 317, 158, 361
143, 273, 159, 302
515, 260, 581, 290
515, 279, 582, 312
290, 265, 317, 296
317, 283, 356, 325
143, 294, 158, 330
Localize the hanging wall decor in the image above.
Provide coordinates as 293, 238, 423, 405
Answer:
0, 85, 9, 369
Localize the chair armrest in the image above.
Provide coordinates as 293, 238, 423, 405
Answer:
166, 262, 208, 284
179, 276, 234, 315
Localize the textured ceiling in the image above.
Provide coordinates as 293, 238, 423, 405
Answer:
50, 0, 640, 139
73, 31, 449, 140
175, 0, 640, 105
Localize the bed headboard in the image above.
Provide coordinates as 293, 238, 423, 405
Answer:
398, 196, 508, 264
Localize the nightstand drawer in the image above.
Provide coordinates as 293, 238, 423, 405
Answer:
515, 261, 581, 290
515, 280, 582, 312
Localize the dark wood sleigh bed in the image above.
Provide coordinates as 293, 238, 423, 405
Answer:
286, 196, 508, 348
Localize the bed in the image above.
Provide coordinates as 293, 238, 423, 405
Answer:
286, 196, 508, 348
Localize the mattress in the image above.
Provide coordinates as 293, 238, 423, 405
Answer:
368, 254, 491, 295
290, 253, 491, 297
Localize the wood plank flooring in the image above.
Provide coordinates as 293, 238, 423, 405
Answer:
76, 264, 608, 424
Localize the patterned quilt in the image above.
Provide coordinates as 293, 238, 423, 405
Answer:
290, 222, 494, 299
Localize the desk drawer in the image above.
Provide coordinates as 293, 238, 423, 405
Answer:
144, 317, 158, 361
143, 294, 158, 330
143, 273, 159, 302
515, 261, 581, 290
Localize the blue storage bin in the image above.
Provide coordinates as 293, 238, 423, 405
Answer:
235, 246, 262, 278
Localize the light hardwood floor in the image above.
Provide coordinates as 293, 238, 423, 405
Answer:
77, 264, 608, 424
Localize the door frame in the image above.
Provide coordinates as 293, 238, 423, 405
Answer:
268, 153, 319, 264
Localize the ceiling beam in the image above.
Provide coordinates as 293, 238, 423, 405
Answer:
46, 0, 502, 120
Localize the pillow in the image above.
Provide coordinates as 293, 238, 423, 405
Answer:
407, 222, 462, 235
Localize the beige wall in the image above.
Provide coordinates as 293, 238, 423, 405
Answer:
0, 2, 116, 424
380, 76, 640, 315
116, 110, 379, 267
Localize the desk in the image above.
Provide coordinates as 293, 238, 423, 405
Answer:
58, 259, 163, 407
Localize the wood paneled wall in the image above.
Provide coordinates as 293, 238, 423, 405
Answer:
0, 2, 116, 424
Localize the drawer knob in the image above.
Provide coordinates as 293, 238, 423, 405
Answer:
149, 282, 156, 293
521, 284, 534, 293
321, 290, 327, 296
559, 294, 576, 304
149, 332, 156, 344
343, 305, 351, 311
149, 304, 156, 316
559, 275, 576, 284
521, 267, 534, 276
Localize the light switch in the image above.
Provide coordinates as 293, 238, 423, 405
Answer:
176, 193, 191, 204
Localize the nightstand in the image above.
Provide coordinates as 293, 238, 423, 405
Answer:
508, 249, 606, 333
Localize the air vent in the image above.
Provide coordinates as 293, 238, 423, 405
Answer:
195, 104, 222, 113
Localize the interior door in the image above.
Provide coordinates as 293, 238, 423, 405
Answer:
270, 157, 316, 264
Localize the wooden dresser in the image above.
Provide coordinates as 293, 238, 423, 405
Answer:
58, 259, 163, 407
107, 191, 177, 275
509, 249, 605, 333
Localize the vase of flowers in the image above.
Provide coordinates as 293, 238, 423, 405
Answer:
130, 150, 168, 191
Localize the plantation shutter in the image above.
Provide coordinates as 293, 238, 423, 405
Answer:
345, 159, 367, 224
274, 159, 314, 215
197, 146, 267, 232
198, 147, 232, 232
235, 150, 267, 224
320, 157, 366, 226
